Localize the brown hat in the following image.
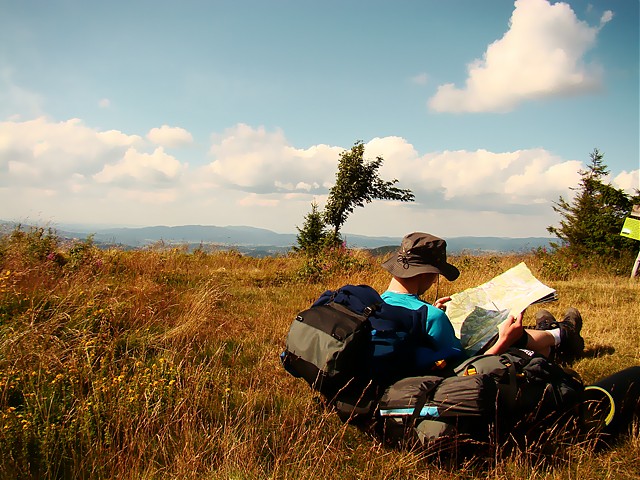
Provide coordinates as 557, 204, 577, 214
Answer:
381, 232, 460, 281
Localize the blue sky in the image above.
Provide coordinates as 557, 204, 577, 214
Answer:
1, 0, 638, 239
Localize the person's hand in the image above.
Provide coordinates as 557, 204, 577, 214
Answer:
497, 312, 523, 344
433, 296, 452, 311
485, 312, 524, 355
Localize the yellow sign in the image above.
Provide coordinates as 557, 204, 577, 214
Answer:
620, 205, 640, 241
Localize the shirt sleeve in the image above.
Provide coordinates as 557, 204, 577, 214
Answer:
425, 307, 462, 349
413, 306, 465, 368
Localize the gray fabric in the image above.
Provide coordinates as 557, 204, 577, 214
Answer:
415, 419, 457, 444
286, 319, 343, 373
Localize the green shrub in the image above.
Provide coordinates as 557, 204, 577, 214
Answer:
295, 243, 372, 282
0, 225, 59, 265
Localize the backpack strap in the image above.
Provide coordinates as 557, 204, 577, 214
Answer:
327, 285, 382, 318
455, 349, 533, 376
454, 350, 532, 410
410, 378, 445, 422
499, 356, 520, 411
378, 377, 444, 419
454, 353, 498, 376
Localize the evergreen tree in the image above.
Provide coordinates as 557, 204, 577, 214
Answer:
324, 141, 414, 240
294, 201, 330, 254
547, 149, 639, 261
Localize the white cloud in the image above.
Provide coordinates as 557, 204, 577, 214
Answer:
273, 180, 321, 192
428, 0, 609, 113
0, 117, 142, 186
97, 129, 140, 147
147, 125, 194, 148
206, 123, 341, 192
600, 10, 614, 26
98, 98, 111, 108
204, 129, 585, 215
503, 155, 583, 198
1, 117, 633, 238
8, 158, 39, 177
612, 169, 639, 194
362, 141, 583, 211
93, 147, 185, 185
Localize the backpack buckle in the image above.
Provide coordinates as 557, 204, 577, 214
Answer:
362, 304, 379, 318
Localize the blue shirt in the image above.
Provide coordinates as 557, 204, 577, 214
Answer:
381, 291, 465, 367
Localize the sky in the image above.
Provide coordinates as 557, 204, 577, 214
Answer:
1, 0, 638, 240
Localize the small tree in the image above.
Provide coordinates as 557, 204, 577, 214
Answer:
324, 141, 414, 240
294, 201, 330, 255
547, 148, 639, 262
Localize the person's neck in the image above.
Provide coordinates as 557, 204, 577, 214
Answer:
387, 277, 418, 295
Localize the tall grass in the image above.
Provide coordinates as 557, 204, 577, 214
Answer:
0, 227, 638, 479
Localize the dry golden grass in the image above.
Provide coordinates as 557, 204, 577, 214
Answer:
0, 229, 638, 479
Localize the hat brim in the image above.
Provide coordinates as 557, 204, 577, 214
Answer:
381, 255, 460, 281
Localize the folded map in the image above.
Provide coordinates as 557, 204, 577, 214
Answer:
446, 262, 557, 355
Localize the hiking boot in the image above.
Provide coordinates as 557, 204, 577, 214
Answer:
535, 309, 558, 330
556, 308, 584, 362
534, 308, 584, 363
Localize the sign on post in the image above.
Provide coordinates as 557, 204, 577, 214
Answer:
620, 205, 640, 241
621, 205, 640, 278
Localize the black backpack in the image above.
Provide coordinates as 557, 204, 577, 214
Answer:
376, 348, 585, 448
454, 349, 584, 432
280, 284, 429, 422
377, 374, 498, 447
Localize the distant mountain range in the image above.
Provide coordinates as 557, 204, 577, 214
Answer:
1, 221, 555, 257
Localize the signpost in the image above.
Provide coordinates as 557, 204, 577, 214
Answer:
621, 205, 640, 278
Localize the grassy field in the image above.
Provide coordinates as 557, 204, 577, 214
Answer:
1, 228, 639, 479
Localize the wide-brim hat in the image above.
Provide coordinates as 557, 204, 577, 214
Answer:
381, 232, 460, 281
